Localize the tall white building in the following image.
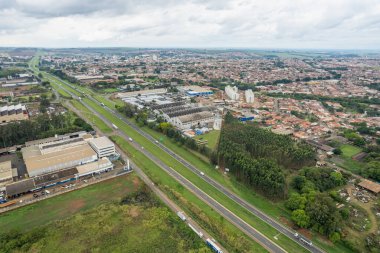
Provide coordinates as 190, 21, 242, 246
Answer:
225, 85, 240, 100
245, 89, 255, 103
89, 136, 116, 158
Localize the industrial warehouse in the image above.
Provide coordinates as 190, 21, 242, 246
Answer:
152, 101, 217, 130
0, 131, 117, 199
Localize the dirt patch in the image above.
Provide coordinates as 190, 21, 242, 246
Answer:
129, 206, 140, 218
133, 177, 140, 188
280, 216, 294, 228
298, 228, 312, 239
69, 199, 86, 213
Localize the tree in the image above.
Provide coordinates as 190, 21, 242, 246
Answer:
291, 209, 310, 228
285, 193, 307, 211
329, 232, 341, 243
305, 193, 342, 236
333, 148, 342, 155
291, 176, 307, 191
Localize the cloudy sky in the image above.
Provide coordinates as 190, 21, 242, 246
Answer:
0, 0, 379, 49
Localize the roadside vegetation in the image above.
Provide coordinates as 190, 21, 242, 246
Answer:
0, 175, 209, 253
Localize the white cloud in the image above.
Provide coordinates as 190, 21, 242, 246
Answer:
0, 0, 379, 49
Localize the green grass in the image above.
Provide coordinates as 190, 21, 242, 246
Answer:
0, 173, 141, 232
70, 100, 112, 133
194, 130, 221, 150
101, 88, 119, 93
111, 135, 268, 253
330, 144, 365, 174
4, 203, 210, 253
341, 144, 362, 158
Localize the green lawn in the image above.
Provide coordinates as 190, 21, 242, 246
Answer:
194, 130, 221, 150
341, 144, 362, 158
70, 100, 112, 133
0, 173, 141, 232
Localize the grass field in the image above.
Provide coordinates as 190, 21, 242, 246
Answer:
0, 173, 141, 232
194, 130, 221, 150
330, 144, 364, 174
341, 144, 362, 158
0, 173, 209, 253
70, 100, 112, 133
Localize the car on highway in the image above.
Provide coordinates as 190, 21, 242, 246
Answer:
200, 172, 205, 176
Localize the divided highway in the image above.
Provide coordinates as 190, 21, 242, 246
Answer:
39, 71, 287, 253
41, 68, 325, 253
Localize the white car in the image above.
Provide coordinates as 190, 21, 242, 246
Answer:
200, 172, 205, 176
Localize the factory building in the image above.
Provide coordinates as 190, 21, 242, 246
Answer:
23, 143, 98, 177
0, 104, 28, 124
225, 85, 240, 100
179, 85, 213, 97
245, 89, 255, 103
173, 111, 215, 130
22, 134, 115, 178
116, 88, 167, 99
76, 157, 113, 178
153, 102, 216, 130
89, 136, 115, 158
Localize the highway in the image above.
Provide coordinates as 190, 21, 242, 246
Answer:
41, 68, 325, 253
40, 70, 287, 253
87, 95, 323, 253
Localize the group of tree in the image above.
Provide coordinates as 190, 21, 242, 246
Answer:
216, 112, 315, 199
0, 113, 92, 148
286, 167, 348, 242
343, 129, 366, 147
220, 112, 315, 170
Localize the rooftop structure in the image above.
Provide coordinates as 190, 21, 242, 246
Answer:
0, 104, 28, 124
22, 143, 97, 177
76, 157, 113, 177
0, 161, 13, 185
25, 131, 87, 147
180, 85, 213, 97
358, 179, 380, 195
173, 111, 214, 130
117, 88, 167, 99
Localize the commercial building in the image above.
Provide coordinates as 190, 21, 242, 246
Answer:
179, 85, 213, 97
0, 104, 28, 124
225, 85, 240, 100
89, 136, 115, 158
